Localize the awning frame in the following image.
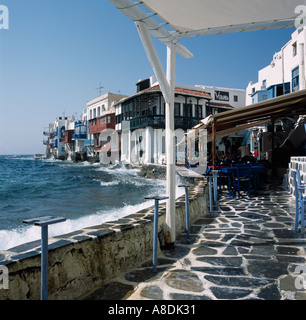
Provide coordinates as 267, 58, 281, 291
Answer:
109, 0, 304, 245
197, 89, 306, 168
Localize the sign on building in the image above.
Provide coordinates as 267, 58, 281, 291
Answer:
215, 91, 229, 102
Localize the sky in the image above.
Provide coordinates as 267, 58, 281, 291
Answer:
0, 0, 297, 155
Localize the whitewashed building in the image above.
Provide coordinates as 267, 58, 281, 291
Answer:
86, 92, 127, 160
246, 27, 306, 105
48, 117, 69, 160
115, 77, 245, 165
193, 85, 245, 110
245, 27, 306, 160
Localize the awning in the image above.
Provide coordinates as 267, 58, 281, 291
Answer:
194, 89, 306, 168
110, 0, 305, 59
139, 0, 303, 36
199, 89, 306, 132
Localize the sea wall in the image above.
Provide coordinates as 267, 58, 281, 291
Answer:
0, 176, 208, 300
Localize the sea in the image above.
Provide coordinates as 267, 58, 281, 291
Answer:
0, 155, 183, 251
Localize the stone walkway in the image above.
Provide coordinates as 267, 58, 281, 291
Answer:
83, 182, 306, 300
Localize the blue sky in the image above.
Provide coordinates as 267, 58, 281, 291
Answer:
0, 0, 296, 155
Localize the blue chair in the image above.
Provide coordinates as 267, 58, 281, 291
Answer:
292, 170, 306, 234
232, 165, 252, 199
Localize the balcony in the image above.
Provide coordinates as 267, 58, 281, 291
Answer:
84, 139, 94, 147
128, 115, 200, 131
72, 133, 87, 140
129, 115, 165, 130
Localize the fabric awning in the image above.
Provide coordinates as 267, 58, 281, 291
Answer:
140, 0, 304, 36
110, 0, 305, 59
192, 89, 306, 168
198, 89, 306, 132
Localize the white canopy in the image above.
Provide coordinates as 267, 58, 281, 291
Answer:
140, 0, 304, 36
110, 0, 306, 58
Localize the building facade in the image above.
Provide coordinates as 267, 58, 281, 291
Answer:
115, 78, 245, 165
192, 84, 245, 110
86, 92, 127, 160
245, 27, 306, 161
246, 27, 306, 105
48, 117, 69, 160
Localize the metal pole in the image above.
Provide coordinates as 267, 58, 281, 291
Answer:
135, 21, 176, 245
145, 196, 168, 272
212, 170, 218, 205
41, 225, 48, 301
153, 199, 159, 272
179, 184, 191, 239
184, 187, 190, 239
165, 42, 176, 245
22, 216, 66, 300
209, 176, 213, 217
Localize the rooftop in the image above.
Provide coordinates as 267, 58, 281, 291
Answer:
115, 84, 212, 106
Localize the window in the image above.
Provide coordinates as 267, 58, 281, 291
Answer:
184, 104, 192, 117
93, 108, 96, 118
195, 105, 202, 118
107, 116, 111, 124
292, 67, 299, 92
162, 136, 165, 154
262, 80, 266, 89
90, 110, 92, 119
97, 107, 101, 116
293, 42, 297, 57
174, 103, 180, 116
234, 95, 238, 102
252, 87, 255, 94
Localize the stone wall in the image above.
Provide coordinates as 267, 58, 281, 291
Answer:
288, 156, 306, 196
0, 178, 208, 300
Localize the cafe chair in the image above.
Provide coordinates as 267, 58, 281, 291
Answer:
292, 170, 306, 234
232, 164, 252, 199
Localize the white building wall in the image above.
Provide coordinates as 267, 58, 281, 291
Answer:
246, 27, 306, 105
87, 93, 128, 121
197, 85, 246, 109
117, 82, 245, 165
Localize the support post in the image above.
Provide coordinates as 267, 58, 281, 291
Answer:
145, 196, 169, 272
23, 216, 66, 300
212, 120, 217, 170
165, 42, 176, 245
179, 185, 192, 239
153, 199, 159, 272
208, 176, 213, 216
41, 225, 48, 301
136, 21, 176, 245
271, 119, 276, 177
212, 170, 219, 205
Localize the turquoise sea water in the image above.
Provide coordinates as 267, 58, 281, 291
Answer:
0, 155, 171, 250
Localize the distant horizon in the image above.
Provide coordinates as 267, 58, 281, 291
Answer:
0, 153, 43, 156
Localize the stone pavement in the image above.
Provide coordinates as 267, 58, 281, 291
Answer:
82, 181, 306, 300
